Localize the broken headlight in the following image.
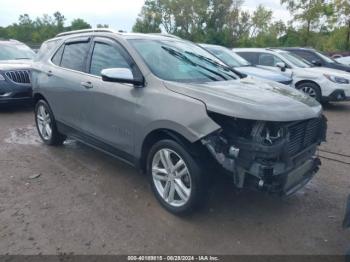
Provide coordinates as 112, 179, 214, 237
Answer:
251, 121, 286, 146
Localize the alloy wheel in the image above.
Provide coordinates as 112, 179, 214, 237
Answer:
300, 86, 317, 98
36, 104, 52, 140
152, 148, 192, 207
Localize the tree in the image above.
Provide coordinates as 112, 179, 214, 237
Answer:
132, 0, 162, 33
280, 0, 327, 45
54, 11, 66, 32
250, 5, 273, 38
334, 0, 350, 49
97, 24, 109, 28
70, 18, 91, 30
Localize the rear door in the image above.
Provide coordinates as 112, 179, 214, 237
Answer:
46, 37, 92, 130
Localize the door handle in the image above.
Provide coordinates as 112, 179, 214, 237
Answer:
81, 81, 93, 89
47, 70, 53, 77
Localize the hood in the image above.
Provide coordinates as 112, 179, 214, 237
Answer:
0, 60, 32, 71
236, 66, 291, 83
308, 66, 350, 78
332, 62, 350, 72
164, 77, 322, 122
293, 66, 350, 79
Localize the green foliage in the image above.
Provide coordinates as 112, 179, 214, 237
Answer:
0, 1, 348, 52
133, 0, 349, 51
0, 12, 91, 45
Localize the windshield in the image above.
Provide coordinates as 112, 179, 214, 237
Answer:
279, 52, 311, 68
129, 39, 238, 83
317, 51, 336, 63
0, 44, 35, 60
204, 46, 251, 67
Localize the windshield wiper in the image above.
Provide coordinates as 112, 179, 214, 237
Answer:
14, 58, 30, 60
161, 46, 230, 81
185, 51, 244, 79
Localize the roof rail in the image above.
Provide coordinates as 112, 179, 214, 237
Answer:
56, 29, 118, 37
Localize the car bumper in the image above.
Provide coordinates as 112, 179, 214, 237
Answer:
240, 143, 322, 196
0, 90, 33, 105
281, 157, 320, 196
322, 89, 350, 102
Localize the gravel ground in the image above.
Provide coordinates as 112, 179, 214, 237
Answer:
0, 102, 349, 255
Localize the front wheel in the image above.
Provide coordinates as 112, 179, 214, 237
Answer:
296, 82, 322, 102
35, 100, 65, 146
147, 139, 206, 214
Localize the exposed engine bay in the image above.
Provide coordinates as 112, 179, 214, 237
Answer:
202, 112, 327, 195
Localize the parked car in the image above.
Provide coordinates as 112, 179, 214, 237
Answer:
336, 56, 350, 66
234, 48, 350, 102
0, 39, 35, 105
282, 47, 350, 73
32, 29, 327, 214
199, 44, 292, 85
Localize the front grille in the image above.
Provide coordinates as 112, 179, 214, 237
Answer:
5, 70, 30, 84
287, 118, 322, 156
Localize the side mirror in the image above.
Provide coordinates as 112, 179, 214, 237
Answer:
101, 68, 144, 87
311, 60, 322, 67
276, 62, 286, 72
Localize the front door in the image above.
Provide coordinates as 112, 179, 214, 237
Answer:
83, 37, 141, 156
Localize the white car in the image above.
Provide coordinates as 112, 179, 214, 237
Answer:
233, 48, 350, 102
336, 56, 350, 66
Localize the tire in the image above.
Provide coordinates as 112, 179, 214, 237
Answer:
147, 139, 206, 214
296, 82, 322, 102
35, 99, 65, 146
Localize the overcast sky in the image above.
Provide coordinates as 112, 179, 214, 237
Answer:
1, 0, 291, 32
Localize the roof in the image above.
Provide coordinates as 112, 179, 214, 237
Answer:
232, 48, 289, 54
50, 29, 185, 43
0, 39, 23, 45
56, 28, 119, 37
280, 47, 315, 51
199, 43, 228, 49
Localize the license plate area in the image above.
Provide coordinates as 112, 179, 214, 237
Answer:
283, 159, 314, 193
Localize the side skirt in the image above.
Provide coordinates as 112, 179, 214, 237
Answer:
56, 121, 139, 168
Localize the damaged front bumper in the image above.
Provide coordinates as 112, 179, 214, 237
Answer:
202, 115, 327, 196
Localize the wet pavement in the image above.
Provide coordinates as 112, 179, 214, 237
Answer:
0, 103, 349, 255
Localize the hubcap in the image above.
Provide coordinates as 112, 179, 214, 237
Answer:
36, 105, 52, 140
152, 149, 191, 207
301, 86, 317, 98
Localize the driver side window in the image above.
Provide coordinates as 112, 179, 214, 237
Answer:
90, 42, 130, 76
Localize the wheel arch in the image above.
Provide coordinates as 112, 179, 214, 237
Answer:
33, 93, 48, 104
138, 128, 204, 174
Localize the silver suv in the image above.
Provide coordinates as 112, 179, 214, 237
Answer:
32, 29, 327, 214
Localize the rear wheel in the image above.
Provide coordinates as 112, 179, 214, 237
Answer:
35, 100, 65, 146
147, 139, 206, 214
296, 82, 321, 102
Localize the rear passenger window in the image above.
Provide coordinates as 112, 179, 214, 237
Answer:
61, 42, 90, 72
90, 42, 130, 76
51, 45, 64, 66
237, 52, 258, 65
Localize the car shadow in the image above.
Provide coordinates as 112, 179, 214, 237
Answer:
0, 103, 33, 114
322, 101, 350, 112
